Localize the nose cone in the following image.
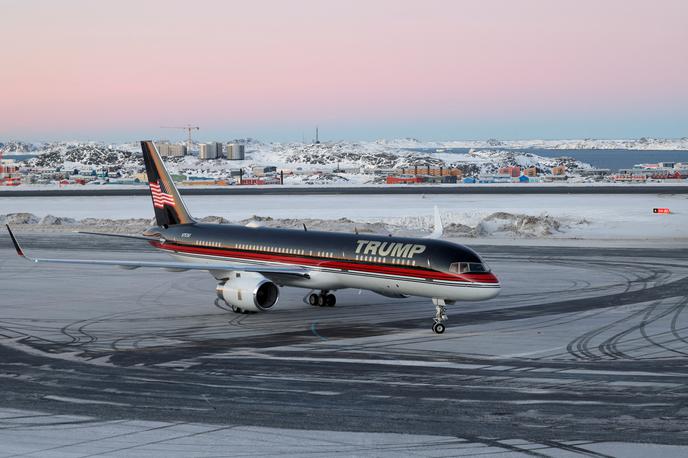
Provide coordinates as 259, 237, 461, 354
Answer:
483, 279, 501, 299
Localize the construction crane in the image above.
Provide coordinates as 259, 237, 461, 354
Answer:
161, 125, 200, 152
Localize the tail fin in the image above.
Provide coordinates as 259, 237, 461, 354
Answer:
140, 141, 194, 227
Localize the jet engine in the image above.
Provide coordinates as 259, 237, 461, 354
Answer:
216, 272, 279, 312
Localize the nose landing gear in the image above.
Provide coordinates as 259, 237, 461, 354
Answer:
432, 298, 448, 334
308, 290, 336, 307
432, 322, 445, 334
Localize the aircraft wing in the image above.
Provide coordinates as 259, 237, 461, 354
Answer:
5, 225, 309, 278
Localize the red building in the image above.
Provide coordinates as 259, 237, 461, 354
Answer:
498, 166, 521, 177
386, 176, 424, 184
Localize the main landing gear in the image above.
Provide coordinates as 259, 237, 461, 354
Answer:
431, 298, 448, 334
308, 290, 336, 307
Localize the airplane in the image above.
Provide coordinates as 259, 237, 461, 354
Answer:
5, 141, 500, 334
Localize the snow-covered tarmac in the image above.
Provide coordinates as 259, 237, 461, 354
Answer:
1, 235, 688, 455
2, 192, 688, 455
1, 407, 686, 457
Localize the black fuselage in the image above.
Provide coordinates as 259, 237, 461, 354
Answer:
145, 223, 488, 281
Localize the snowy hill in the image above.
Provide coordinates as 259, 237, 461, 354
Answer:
28, 142, 140, 169
400, 137, 688, 151
0, 141, 39, 154
14, 140, 595, 183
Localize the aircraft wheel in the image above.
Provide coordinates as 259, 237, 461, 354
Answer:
325, 294, 336, 307
231, 304, 242, 314
308, 293, 320, 306
317, 294, 326, 307
432, 322, 445, 334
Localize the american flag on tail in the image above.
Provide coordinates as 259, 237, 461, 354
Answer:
149, 181, 176, 208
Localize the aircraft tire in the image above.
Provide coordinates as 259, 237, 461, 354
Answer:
432, 323, 445, 334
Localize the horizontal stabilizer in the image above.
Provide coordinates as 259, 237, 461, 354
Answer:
78, 231, 162, 242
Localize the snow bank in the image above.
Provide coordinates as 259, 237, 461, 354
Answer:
2, 193, 686, 242
475, 212, 569, 238
0, 213, 40, 225
0, 211, 585, 239
0, 213, 154, 233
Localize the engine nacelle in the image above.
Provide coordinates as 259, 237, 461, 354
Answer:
216, 272, 279, 312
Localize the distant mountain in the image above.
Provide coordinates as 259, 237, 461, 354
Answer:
27, 143, 142, 170
0, 141, 39, 154
437, 138, 688, 150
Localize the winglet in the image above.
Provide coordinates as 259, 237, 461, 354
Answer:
425, 206, 444, 239
434, 206, 444, 237
6, 225, 25, 257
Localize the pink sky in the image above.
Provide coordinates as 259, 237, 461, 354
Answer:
1, 0, 687, 141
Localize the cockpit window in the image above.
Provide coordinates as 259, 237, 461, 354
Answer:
450, 262, 490, 274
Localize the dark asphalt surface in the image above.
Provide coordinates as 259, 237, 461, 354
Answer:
1, 235, 688, 448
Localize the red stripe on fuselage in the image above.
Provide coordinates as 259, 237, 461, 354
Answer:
150, 241, 499, 284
